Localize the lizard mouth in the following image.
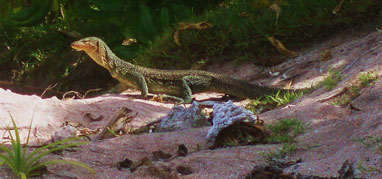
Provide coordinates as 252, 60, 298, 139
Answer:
70, 43, 83, 51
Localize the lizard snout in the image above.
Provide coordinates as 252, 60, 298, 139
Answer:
70, 42, 83, 51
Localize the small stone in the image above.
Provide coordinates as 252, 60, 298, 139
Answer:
52, 125, 77, 142
156, 101, 210, 132
206, 100, 258, 141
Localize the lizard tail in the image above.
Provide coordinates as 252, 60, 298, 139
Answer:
210, 76, 296, 99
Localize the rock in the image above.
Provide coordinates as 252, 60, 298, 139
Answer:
156, 101, 210, 132
206, 100, 258, 141
52, 125, 77, 142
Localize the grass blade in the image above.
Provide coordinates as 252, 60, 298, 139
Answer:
19, 172, 27, 179
22, 109, 35, 163
0, 145, 15, 159
25, 137, 86, 163
28, 160, 96, 175
25, 141, 88, 170
8, 113, 23, 171
0, 153, 16, 172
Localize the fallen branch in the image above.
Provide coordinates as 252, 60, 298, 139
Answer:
173, 21, 213, 46
40, 83, 57, 98
267, 36, 297, 58
317, 87, 348, 102
92, 107, 137, 142
62, 88, 102, 100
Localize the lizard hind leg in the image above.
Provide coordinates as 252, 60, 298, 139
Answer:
179, 75, 213, 103
179, 77, 194, 103
158, 94, 188, 104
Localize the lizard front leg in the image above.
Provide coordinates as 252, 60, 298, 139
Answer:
110, 70, 149, 98
135, 73, 149, 98
166, 75, 211, 103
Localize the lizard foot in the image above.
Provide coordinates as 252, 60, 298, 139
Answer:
157, 94, 192, 104
149, 94, 164, 103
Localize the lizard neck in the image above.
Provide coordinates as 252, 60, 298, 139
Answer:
91, 43, 144, 88
86, 42, 136, 73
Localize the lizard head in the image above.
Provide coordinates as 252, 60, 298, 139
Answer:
71, 37, 101, 52
71, 37, 111, 68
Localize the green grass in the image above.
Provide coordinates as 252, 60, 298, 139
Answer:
353, 136, 382, 174
246, 90, 303, 114
356, 162, 382, 174
330, 95, 351, 107
0, 113, 96, 178
267, 90, 304, 106
330, 71, 378, 107
266, 118, 306, 143
264, 143, 297, 160
352, 136, 382, 149
262, 118, 306, 160
359, 71, 378, 87
321, 69, 342, 90
221, 130, 259, 147
107, 127, 118, 137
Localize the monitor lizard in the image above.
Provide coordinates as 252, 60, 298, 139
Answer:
71, 37, 300, 103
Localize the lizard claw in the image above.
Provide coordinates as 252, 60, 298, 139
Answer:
149, 94, 164, 103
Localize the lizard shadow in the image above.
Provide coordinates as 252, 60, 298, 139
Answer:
102, 92, 240, 104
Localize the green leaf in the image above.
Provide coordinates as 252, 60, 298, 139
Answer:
93, 0, 126, 12
71, 1, 105, 19
8, 113, 22, 170
139, 4, 157, 38
0, 144, 14, 159
0, 158, 5, 165
19, 172, 27, 179
109, 15, 126, 26
13, 0, 53, 26
51, 0, 59, 12
168, 3, 192, 22
159, 7, 170, 26
2, 113, 92, 177
121, 24, 136, 38
25, 138, 87, 168
10, 0, 42, 21
30, 160, 96, 175
114, 44, 140, 60
0, 153, 15, 170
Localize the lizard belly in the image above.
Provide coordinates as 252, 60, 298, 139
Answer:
147, 79, 183, 96
113, 73, 141, 90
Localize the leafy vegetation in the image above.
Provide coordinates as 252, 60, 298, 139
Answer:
0, 113, 95, 178
4, 0, 222, 59
0, 0, 381, 95
135, 0, 382, 69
